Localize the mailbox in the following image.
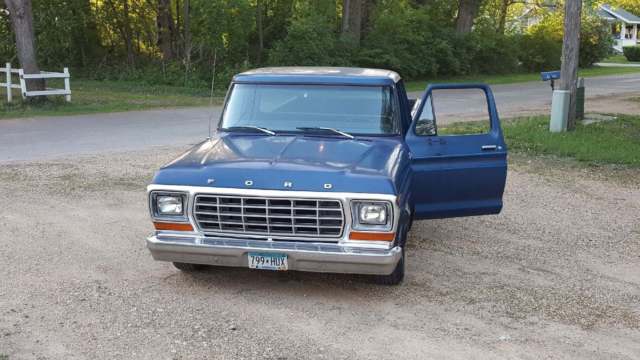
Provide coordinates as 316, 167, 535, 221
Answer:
541, 70, 561, 91
541, 71, 561, 81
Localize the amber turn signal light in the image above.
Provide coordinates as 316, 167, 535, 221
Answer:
153, 222, 194, 231
349, 231, 395, 241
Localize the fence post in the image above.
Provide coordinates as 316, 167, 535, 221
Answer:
18, 69, 26, 99
4, 62, 11, 103
63, 67, 71, 102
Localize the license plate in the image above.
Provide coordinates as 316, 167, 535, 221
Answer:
248, 252, 288, 271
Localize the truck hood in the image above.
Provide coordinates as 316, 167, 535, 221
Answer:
152, 133, 411, 194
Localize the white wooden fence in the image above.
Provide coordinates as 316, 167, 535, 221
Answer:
1, 63, 71, 102
0, 63, 21, 102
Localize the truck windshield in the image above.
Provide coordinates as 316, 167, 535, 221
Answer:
220, 84, 398, 135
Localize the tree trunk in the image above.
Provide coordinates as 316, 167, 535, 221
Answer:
4, 0, 44, 91
559, 0, 582, 130
183, 0, 191, 71
122, 0, 134, 65
361, 0, 375, 40
496, 0, 510, 34
256, 0, 264, 64
455, 0, 481, 34
175, 0, 181, 58
341, 0, 364, 46
157, 0, 174, 61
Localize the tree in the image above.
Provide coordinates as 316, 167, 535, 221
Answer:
559, 0, 581, 130
157, 0, 174, 60
183, 0, 191, 70
455, 0, 482, 33
4, 0, 44, 91
122, 0, 134, 65
342, 0, 365, 45
256, 0, 264, 63
496, 0, 515, 34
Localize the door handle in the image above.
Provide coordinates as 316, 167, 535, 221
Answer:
481, 145, 497, 151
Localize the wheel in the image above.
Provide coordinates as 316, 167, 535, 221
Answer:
172, 262, 206, 272
371, 248, 405, 285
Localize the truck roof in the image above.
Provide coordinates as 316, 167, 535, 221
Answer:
233, 67, 401, 86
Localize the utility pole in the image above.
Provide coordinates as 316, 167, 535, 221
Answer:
560, 0, 582, 130
551, 0, 582, 132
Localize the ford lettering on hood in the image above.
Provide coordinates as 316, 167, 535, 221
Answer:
152, 133, 410, 194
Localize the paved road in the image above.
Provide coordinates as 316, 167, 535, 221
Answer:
1, 73, 638, 162
408, 72, 640, 117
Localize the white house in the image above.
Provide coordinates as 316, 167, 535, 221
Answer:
598, 4, 640, 52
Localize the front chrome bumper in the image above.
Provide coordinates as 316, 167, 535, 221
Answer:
147, 235, 402, 275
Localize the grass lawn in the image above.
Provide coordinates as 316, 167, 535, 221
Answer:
441, 115, 640, 167
404, 66, 640, 92
0, 79, 219, 120
1, 65, 639, 120
602, 54, 640, 64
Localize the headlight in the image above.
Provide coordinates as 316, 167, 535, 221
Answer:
351, 201, 392, 230
158, 195, 183, 214
150, 192, 187, 219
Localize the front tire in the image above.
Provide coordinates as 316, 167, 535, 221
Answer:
371, 248, 405, 285
172, 262, 206, 272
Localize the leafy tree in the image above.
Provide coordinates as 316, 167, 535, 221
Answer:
268, 2, 341, 66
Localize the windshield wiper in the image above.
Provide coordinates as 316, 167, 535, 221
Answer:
296, 127, 355, 139
222, 126, 276, 136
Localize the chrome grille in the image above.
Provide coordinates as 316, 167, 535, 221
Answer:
193, 194, 344, 239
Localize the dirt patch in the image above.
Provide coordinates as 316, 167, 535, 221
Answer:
1, 148, 639, 359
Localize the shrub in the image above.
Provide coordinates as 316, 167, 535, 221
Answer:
466, 31, 520, 74
267, 7, 343, 67
623, 46, 640, 61
520, 11, 613, 71
358, 4, 520, 78
357, 3, 438, 78
579, 16, 614, 66
517, 34, 562, 72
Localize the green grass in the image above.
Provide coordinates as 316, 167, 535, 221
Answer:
0, 79, 220, 120
0, 354, 8, 360
1, 65, 639, 120
603, 54, 640, 64
440, 115, 640, 167
404, 66, 640, 92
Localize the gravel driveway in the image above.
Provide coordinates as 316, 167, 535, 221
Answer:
1, 148, 639, 359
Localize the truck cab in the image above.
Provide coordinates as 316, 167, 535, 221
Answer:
146, 67, 507, 285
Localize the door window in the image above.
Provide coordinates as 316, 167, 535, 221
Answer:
414, 88, 492, 136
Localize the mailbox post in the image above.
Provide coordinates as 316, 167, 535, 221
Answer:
542, 71, 568, 133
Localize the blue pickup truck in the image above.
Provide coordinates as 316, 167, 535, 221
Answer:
146, 67, 507, 284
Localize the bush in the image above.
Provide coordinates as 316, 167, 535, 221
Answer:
623, 46, 640, 61
466, 31, 520, 74
358, 4, 520, 79
357, 4, 438, 78
579, 16, 614, 66
517, 34, 562, 72
268, 7, 344, 67
519, 12, 613, 71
